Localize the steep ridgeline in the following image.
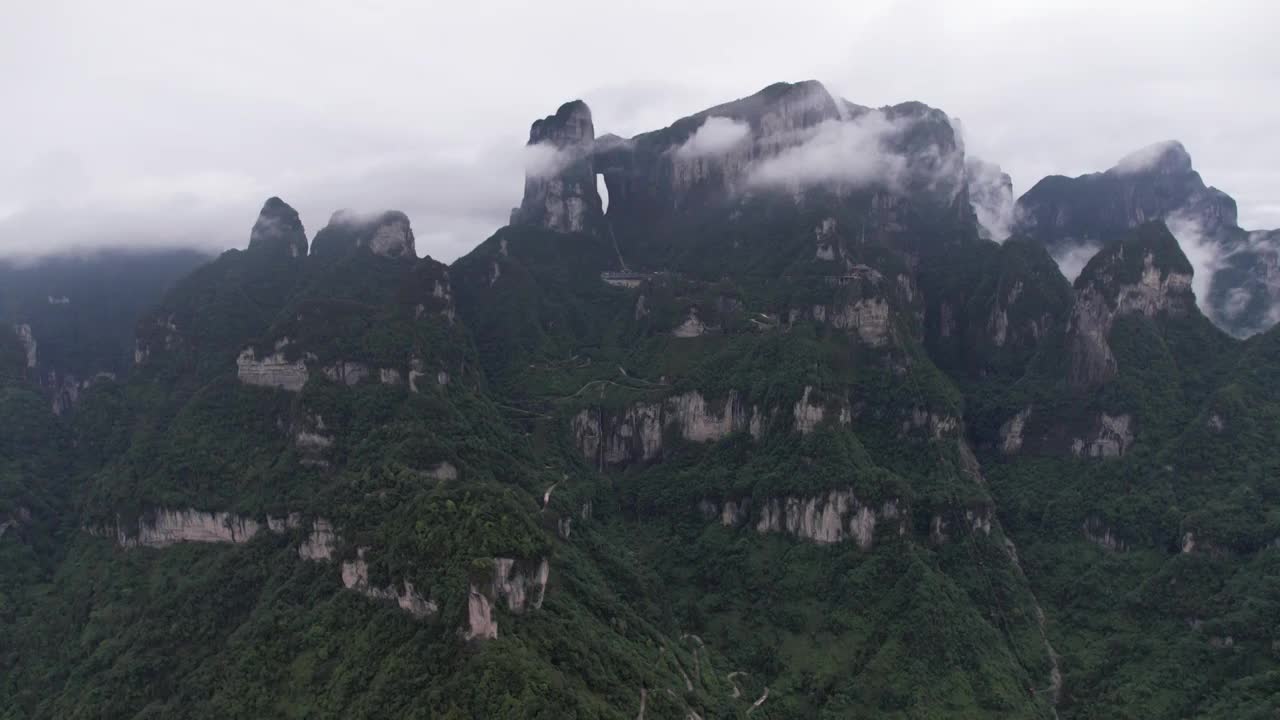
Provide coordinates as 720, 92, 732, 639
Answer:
513, 80, 1021, 277
454, 81, 1066, 718
1015, 140, 1280, 337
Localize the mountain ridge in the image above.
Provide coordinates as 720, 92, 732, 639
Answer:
1, 81, 1278, 719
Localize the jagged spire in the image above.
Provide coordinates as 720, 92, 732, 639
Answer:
510, 100, 604, 235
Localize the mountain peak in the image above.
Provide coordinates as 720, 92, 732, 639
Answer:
1076, 221, 1195, 294
248, 197, 307, 258
1112, 140, 1192, 177
1066, 222, 1198, 388
511, 100, 604, 235
529, 99, 594, 148
310, 210, 416, 260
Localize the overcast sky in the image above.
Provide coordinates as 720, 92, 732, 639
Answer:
2, 0, 1276, 261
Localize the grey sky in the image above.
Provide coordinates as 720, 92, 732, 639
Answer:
2, 0, 1276, 261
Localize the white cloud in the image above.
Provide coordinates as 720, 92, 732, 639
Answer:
523, 142, 574, 178
1165, 210, 1223, 314
1112, 140, 1185, 175
966, 157, 1014, 242
745, 112, 910, 190
675, 116, 750, 158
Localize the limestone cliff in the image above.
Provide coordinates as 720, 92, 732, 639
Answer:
571, 390, 766, 468
510, 100, 604, 235
1066, 223, 1195, 388
236, 338, 309, 391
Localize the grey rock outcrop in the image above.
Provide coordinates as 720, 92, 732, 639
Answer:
465, 557, 551, 640
237, 338, 309, 391
107, 508, 266, 548
572, 390, 765, 467
340, 549, 438, 618
752, 490, 903, 549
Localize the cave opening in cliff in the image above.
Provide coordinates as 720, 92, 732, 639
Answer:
596, 173, 609, 214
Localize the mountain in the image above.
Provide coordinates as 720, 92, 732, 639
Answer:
0, 248, 210, 414
2, 81, 1278, 719
1014, 140, 1280, 338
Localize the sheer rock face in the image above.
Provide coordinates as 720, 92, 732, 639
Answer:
702, 494, 1000, 550
593, 82, 968, 259
571, 390, 766, 468
465, 587, 498, 640
464, 558, 551, 640
248, 197, 309, 258
1066, 223, 1195, 389
751, 490, 905, 549
310, 210, 417, 259
236, 338, 309, 391
105, 508, 278, 548
511, 100, 604, 235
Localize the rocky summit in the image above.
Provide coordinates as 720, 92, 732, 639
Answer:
1015, 140, 1280, 337
2, 80, 1279, 720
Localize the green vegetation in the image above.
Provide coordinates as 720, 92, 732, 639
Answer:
1, 198, 1277, 719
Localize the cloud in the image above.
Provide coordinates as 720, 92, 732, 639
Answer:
744, 109, 966, 203
1164, 210, 1223, 314
1165, 213, 1279, 334
523, 142, 574, 178
1051, 241, 1103, 283
745, 112, 910, 190
966, 156, 1014, 242
0, 141, 528, 263
1112, 140, 1186, 176
675, 116, 750, 158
